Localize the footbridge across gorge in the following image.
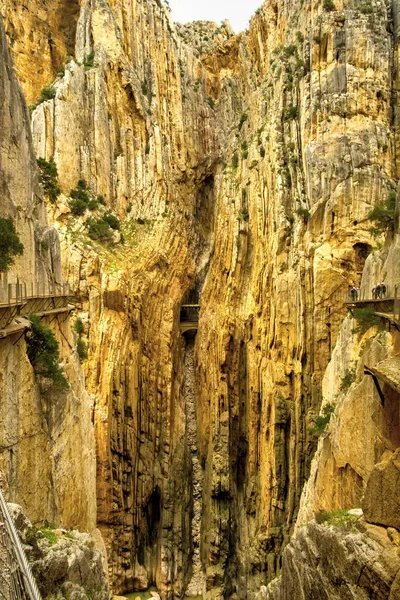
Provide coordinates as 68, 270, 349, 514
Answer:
0, 280, 73, 339
180, 304, 200, 334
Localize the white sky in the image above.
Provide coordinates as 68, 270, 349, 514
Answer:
168, 0, 264, 33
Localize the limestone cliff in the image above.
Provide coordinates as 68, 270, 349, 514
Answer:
0, 9, 101, 579
0, 0, 399, 598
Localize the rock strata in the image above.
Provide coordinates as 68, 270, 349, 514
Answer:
266, 520, 400, 600
0, 0, 400, 598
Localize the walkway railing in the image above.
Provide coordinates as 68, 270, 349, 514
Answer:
0, 489, 42, 600
0, 280, 71, 333
0, 280, 69, 307
345, 284, 400, 323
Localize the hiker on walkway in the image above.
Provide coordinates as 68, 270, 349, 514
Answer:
380, 282, 386, 298
350, 286, 358, 301
372, 284, 377, 299
376, 283, 382, 299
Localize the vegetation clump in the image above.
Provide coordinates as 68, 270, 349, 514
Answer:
26, 314, 69, 391
352, 307, 383, 335
340, 367, 356, 393
77, 338, 88, 361
37, 158, 60, 203
309, 403, 335, 436
32, 85, 56, 111
83, 51, 95, 70
238, 113, 248, 131
85, 214, 120, 243
315, 508, 360, 530
74, 317, 85, 335
285, 105, 299, 120
323, 0, 336, 11
232, 152, 239, 169
295, 206, 311, 220
367, 190, 396, 236
74, 317, 87, 362
69, 180, 106, 216
0, 217, 24, 272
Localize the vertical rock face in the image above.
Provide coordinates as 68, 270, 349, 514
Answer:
1, 0, 400, 598
0, 14, 97, 542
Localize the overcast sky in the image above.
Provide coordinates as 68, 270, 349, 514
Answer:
168, 0, 264, 33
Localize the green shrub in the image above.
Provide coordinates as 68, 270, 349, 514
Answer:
323, 0, 335, 11
69, 180, 93, 215
238, 113, 248, 130
74, 318, 85, 335
285, 105, 299, 120
352, 307, 383, 334
295, 206, 311, 220
77, 179, 88, 190
207, 96, 215, 109
260, 146, 266, 157
37, 158, 60, 203
83, 51, 95, 69
283, 44, 297, 57
232, 152, 239, 169
85, 217, 114, 243
77, 338, 88, 361
103, 213, 120, 230
26, 314, 69, 391
340, 367, 356, 393
37, 85, 56, 105
0, 217, 24, 272
309, 403, 335, 436
367, 191, 396, 235
97, 195, 106, 206
87, 198, 99, 211
70, 199, 88, 216
41, 240, 49, 251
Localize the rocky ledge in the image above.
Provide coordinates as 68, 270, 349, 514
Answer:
9, 504, 110, 600
265, 516, 400, 600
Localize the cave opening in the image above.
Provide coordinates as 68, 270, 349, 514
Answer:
145, 487, 162, 546
353, 242, 372, 276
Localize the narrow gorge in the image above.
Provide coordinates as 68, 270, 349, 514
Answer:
0, 0, 399, 599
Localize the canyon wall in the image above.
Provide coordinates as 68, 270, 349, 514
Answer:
0, 0, 399, 598
0, 11, 98, 548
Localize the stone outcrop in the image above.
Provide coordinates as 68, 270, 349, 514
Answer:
265, 520, 400, 600
363, 448, 400, 530
8, 503, 109, 600
0, 0, 400, 598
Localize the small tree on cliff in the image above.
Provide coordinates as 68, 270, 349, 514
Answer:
0, 217, 24, 272
26, 314, 69, 391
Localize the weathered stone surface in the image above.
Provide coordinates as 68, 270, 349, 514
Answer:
266, 521, 400, 600
9, 503, 109, 600
363, 448, 400, 530
1, 0, 400, 598
0, 8, 102, 569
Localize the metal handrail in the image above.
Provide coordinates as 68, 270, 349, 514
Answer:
0, 280, 70, 307
0, 490, 42, 600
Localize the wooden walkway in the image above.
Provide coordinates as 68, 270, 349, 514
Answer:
345, 294, 400, 331
0, 281, 72, 339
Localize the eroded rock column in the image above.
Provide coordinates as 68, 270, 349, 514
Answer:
184, 337, 205, 597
